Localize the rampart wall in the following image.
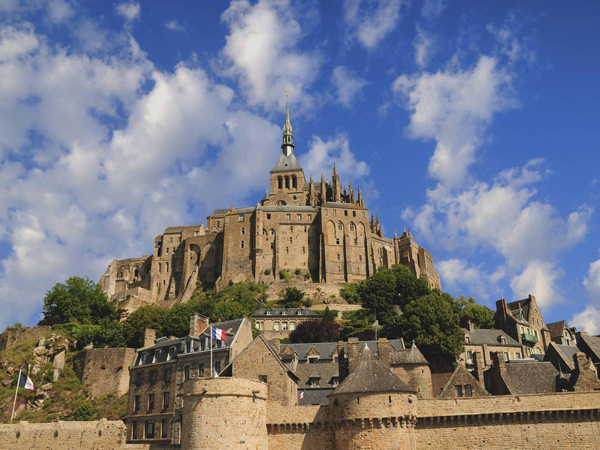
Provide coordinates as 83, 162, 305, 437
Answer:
79, 348, 137, 398
0, 326, 51, 351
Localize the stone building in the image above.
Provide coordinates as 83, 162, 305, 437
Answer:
487, 352, 558, 395
460, 322, 525, 369
125, 314, 252, 444
252, 307, 319, 340
494, 295, 551, 355
100, 100, 441, 313
547, 320, 577, 346
431, 364, 489, 399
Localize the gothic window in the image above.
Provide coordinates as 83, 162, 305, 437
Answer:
166, 247, 169, 255
158, 263, 162, 273
338, 222, 343, 231
270, 229, 275, 236
324, 210, 328, 216
217, 220, 221, 227
285, 176, 290, 189
350, 223, 355, 231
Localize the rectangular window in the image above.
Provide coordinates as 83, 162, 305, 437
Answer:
136, 372, 143, 386
267, 213, 271, 219
302, 247, 306, 254
336, 238, 340, 245
161, 419, 168, 439
455, 385, 463, 397
324, 210, 328, 216
166, 247, 169, 255
241, 227, 245, 235
186, 341, 191, 353
164, 368, 171, 383
337, 254, 341, 260
297, 214, 302, 220
260, 322, 264, 330
307, 214, 312, 220
134, 395, 140, 411
200, 339, 206, 351
258, 375, 268, 383
504, 352, 509, 362
239, 214, 244, 222
168, 347, 175, 360
286, 214, 291, 220
148, 393, 155, 411
290, 322, 296, 331
282, 322, 288, 330
132, 422, 138, 440
274, 322, 280, 331
241, 240, 245, 249
146, 421, 154, 439
184, 365, 190, 381
333, 210, 337, 215
353, 211, 356, 217
199, 364, 205, 376
214, 361, 221, 374
465, 384, 473, 397
362, 211, 366, 217
163, 392, 170, 409
344, 210, 348, 216
141, 352, 147, 364
514, 353, 521, 359
150, 371, 157, 385
286, 247, 289, 254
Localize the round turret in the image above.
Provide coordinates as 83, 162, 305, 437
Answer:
329, 345, 417, 450
182, 377, 267, 450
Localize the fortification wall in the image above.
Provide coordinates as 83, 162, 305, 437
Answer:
267, 404, 333, 449
0, 420, 152, 450
182, 377, 268, 450
0, 326, 51, 351
415, 391, 600, 450
79, 348, 137, 398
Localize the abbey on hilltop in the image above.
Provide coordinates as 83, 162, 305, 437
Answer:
100, 98, 441, 311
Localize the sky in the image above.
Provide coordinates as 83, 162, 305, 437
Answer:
0, 0, 599, 333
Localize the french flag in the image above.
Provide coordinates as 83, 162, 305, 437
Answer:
211, 327, 227, 341
298, 390, 305, 401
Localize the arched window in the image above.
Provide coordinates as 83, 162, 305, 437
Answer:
292, 175, 297, 189
278, 176, 283, 189
338, 222, 343, 231
285, 176, 290, 189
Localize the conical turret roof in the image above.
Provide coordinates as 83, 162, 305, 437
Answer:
331, 345, 415, 396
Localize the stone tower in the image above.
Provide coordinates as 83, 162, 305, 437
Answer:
329, 345, 418, 450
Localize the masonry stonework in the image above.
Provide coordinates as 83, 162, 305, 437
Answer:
79, 348, 137, 398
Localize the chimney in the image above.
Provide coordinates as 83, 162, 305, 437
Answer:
377, 338, 392, 367
143, 328, 156, 348
190, 313, 209, 338
467, 320, 475, 333
575, 331, 588, 344
489, 351, 508, 395
495, 299, 508, 318
269, 339, 281, 353
348, 338, 360, 373
473, 351, 485, 385
337, 340, 347, 380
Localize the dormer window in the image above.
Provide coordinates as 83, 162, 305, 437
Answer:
297, 309, 303, 315
500, 336, 507, 345
186, 341, 191, 353
266, 310, 272, 316
168, 347, 175, 361
464, 336, 470, 344
141, 352, 147, 364
282, 310, 287, 315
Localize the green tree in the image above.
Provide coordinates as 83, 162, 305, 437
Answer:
42, 276, 117, 325
122, 306, 169, 348
280, 287, 305, 307
462, 304, 495, 329
340, 283, 361, 305
68, 401, 96, 421
289, 319, 340, 343
381, 293, 464, 372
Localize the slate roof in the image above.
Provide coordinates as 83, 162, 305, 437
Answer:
545, 342, 579, 372
210, 209, 230, 216
331, 345, 415, 395
503, 361, 558, 394
464, 328, 521, 347
280, 339, 405, 362
271, 152, 303, 172
295, 362, 339, 388
298, 387, 334, 406
579, 335, 600, 360
547, 321, 568, 340
252, 307, 318, 318
390, 343, 429, 365
262, 206, 319, 212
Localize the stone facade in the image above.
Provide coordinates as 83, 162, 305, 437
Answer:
100, 103, 440, 314
252, 307, 318, 340
78, 348, 137, 398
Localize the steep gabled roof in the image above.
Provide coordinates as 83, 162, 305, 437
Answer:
271, 152, 303, 172
547, 321, 568, 339
390, 343, 429, 365
463, 328, 521, 346
331, 345, 415, 395
503, 361, 558, 394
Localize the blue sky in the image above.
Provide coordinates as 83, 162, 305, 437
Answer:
0, 0, 599, 333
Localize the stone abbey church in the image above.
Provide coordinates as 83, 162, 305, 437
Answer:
100, 101, 441, 311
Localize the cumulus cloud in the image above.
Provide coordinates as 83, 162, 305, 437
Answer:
413, 25, 433, 68
421, 0, 445, 20
0, 19, 284, 330
343, 0, 403, 49
300, 134, 369, 182
46, 0, 74, 24
510, 261, 563, 309
437, 258, 505, 301
331, 65, 367, 108
220, 0, 321, 112
164, 20, 185, 32
393, 55, 516, 187
572, 259, 600, 334
116, 2, 140, 22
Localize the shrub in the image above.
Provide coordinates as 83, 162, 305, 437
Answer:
280, 287, 305, 307
294, 268, 302, 276
264, 268, 271, 275
279, 270, 291, 281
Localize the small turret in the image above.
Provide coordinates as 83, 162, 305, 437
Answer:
349, 180, 355, 204
332, 163, 341, 202
282, 91, 294, 156
309, 177, 316, 206
357, 188, 364, 207
320, 175, 327, 205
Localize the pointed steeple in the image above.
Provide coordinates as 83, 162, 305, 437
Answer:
349, 179, 355, 204
358, 187, 364, 207
282, 91, 294, 156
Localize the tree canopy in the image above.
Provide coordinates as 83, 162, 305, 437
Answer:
289, 318, 340, 343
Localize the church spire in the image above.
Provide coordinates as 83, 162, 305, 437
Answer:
282, 91, 294, 156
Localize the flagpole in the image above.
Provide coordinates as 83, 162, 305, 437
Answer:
10, 369, 21, 422
210, 326, 213, 378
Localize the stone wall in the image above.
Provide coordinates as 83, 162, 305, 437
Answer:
79, 348, 137, 398
0, 420, 153, 450
0, 326, 51, 351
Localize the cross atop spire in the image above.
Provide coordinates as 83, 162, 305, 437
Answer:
282, 91, 294, 154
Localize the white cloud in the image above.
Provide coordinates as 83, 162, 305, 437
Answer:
46, 0, 74, 24
299, 134, 370, 186
164, 20, 185, 32
510, 261, 563, 309
220, 0, 321, 112
421, 0, 444, 20
438, 258, 505, 301
116, 2, 140, 22
572, 259, 600, 334
343, 0, 403, 49
393, 55, 516, 187
331, 65, 367, 108
0, 19, 285, 331
413, 25, 433, 68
